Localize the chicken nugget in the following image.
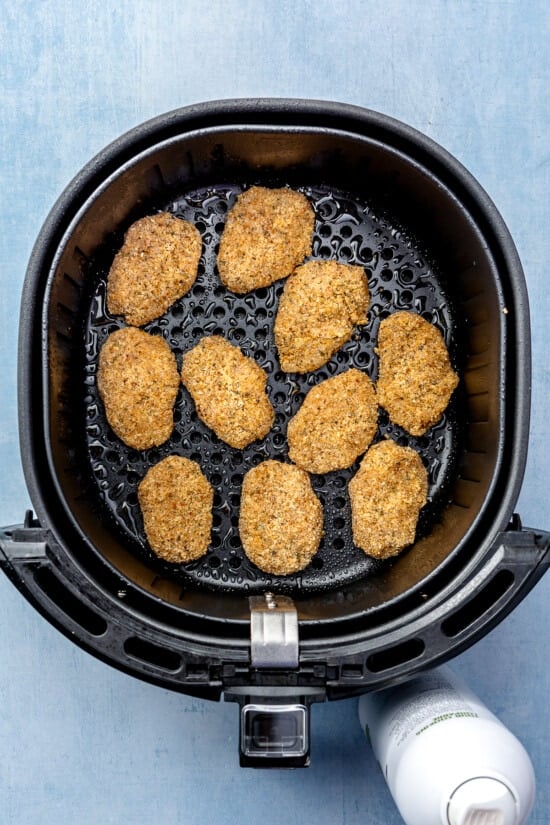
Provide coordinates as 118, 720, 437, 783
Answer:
376, 311, 459, 436
239, 460, 323, 575
287, 369, 378, 474
138, 455, 213, 563
97, 327, 179, 450
274, 260, 370, 373
349, 439, 428, 559
107, 212, 202, 326
217, 186, 314, 293
181, 335, 275, 449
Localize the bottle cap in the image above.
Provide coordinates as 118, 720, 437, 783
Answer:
447, 777, 518, 825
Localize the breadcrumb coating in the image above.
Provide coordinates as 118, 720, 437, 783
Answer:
274, 260, 370, 373
287, 369, 378, 473
181, 335, 275, 449
376, 311, 459, 436
138, 455, 213, 563
107, 212, 202, 326
349, 439, 428, 559
97, 327, 179, 450
239, 460, 323, 575
217, 186, 314, 293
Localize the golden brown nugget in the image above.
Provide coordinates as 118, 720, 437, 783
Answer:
217, 186, 314, 293
376, 311, 459, 436
274, 260, 370, 373
97, 327, 179, 450
239, 460, 323, 575
287, 369, 378, 474
349, 439, 428, 559
138, 456, 213, 563
181, 336, 275, 449
107, 212, 202, 326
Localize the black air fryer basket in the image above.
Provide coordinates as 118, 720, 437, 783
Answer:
2, 100, 549, 767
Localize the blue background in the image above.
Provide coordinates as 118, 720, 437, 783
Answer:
1, 2, 549, 823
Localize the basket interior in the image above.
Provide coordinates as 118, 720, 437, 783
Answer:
42, 124, 511, 623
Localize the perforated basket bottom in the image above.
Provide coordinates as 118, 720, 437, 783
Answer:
80, 182, 463, 595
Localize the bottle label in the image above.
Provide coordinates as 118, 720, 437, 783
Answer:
382, 672, 480, 750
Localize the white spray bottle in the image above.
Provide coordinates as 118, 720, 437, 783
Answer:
358, 666, 535, 825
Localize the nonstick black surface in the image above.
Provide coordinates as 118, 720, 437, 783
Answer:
79, 181, 464, 595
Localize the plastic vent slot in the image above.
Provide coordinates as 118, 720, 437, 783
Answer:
366, 638, 425, 673
123, 636, 182, 672
33, 567, 108, 637
441, 569, 515, 638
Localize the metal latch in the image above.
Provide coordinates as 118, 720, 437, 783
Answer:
249, 593, 299, 669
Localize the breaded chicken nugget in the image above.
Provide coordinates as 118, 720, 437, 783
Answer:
287, 369, 378, 474
349, 439, 428, 559
181, 335, 275, 449
138, 455, 213, 563
217, 186, 314, 293
97, 327, 179, 450
274, 260, 370, 373
239, 460, 323, 575
376, 311, 459, 436
107, 212, 202, 326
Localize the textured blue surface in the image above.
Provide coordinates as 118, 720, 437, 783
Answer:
1, 2, 549, 823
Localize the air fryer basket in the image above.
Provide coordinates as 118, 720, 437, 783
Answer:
2, 100, 549, 767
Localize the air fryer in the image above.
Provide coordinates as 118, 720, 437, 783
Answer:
1, 99, 548, 767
